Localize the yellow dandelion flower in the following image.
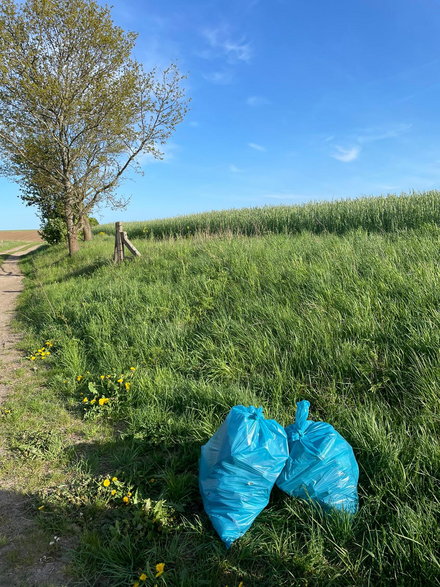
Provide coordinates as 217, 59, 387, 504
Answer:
103, 479, 111, 487
133, 583, 140, 587
98, 397, 109, 406
123, 496, 130, 503
82, 397, 89, 403
117, 378, 123, 384
125, 382, 131, 391
100, 375, 105, 380
127, 492, 132, 497
111, 476, 118, 482
111, 489, 117, 496
155, 563, 165, 577
130, 367, 136, 371
30, 356, 36, 360
139, 573, 147, 581
76, 375, 83, 381
90, 399, 96, 405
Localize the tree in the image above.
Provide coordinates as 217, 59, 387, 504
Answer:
16, 140, 94, 242
0, 0, 188, 254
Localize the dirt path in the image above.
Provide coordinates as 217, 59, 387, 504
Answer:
0, 245, 41, 396
0, 246, 71, 586
0, 244, 36, 255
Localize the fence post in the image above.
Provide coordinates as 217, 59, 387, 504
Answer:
113, 222, 141, 262
114, 221, 124, 263
122, 231, 141, 258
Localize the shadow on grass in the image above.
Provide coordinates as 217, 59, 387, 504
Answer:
68, 434, 202, 515
29, 432, 245, 586
20, 241, 115, 279
0, 489, 74, 586
22, 244, 50, 259
61, 258, 113, 281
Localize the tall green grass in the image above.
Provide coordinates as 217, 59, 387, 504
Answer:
17, 223, 440, 585
96, 190, 440, 240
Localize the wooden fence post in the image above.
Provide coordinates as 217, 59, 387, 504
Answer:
122, 231, 141, 258
114, 222, 124, 262
114, 222, 141, 263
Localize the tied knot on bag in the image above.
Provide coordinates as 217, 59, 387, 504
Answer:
290, 429, 305, 441
249, 406, 264, 420
287, 399, 310, 442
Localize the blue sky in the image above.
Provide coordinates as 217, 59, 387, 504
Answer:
2, 0, 440, 229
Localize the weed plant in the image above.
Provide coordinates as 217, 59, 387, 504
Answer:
15, 211, 440, 585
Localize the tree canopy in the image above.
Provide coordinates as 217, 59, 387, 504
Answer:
0, 0, 188, 253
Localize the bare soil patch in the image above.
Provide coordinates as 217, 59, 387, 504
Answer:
0, 230, 42, 242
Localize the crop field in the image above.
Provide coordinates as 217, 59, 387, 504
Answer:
96, 190, 440, 240
0, 229, 42, 242
2, 192, 439, 585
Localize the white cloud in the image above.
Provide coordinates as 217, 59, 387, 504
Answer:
229, 164, 242, 173
357, 123, 412, 144
246, 95, 270, 106
201, 27, 252, 63
138, 142, 180, 167
331, 145, 360, 163
137, 33, 183, 73
327, 123, 411, 164
203, 70, 234, 85
248, 142, 266, 152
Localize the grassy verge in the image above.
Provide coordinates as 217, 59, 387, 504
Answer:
0, 241, 29, 253
6, 225, 440, 585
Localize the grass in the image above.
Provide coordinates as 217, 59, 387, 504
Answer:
0, 242, 38, 266
95, 190, 440, 240
3, 193, 439, 585
0, 241, 30, 253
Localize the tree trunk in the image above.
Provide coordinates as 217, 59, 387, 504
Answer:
66, 211, 79, 255
82, 215, 93, 241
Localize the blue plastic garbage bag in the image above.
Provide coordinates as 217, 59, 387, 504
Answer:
276, 400, 359, 513
199, 405, 289, 547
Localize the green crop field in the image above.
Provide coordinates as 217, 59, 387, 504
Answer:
96, 190, 440, 241
2, 191, 439, 586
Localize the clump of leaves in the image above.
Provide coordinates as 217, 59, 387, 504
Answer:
10, 429, 63, 460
